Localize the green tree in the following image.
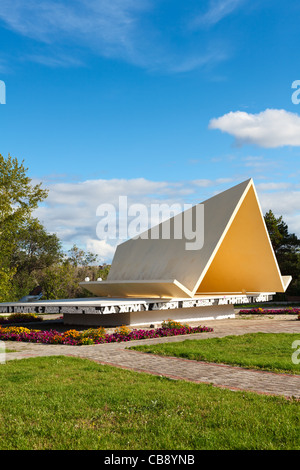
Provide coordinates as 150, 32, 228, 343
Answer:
66, 244, 98, 267
0, 267, 16, 302
38, 261, 104, 300
11, 219, 63, 274
37, 263, 79, 300
97, 264, 110, 281
34, 244, 101, 299
264, 210, 300, 296
10, 219, 63, 300
0, 154, 47, 233
0, 154, 48, 299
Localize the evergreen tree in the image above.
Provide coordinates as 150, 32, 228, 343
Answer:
264, 210, 300, 296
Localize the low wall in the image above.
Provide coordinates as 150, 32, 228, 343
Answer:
63, 304, 235, 327
0, 293, 274, 328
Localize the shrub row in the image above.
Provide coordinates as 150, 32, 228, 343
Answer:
0, 313, 43, 324
239, 307, 300, 317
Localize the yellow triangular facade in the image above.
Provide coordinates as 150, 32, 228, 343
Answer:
196, 183, 286, 294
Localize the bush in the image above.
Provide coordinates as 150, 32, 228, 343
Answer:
114, 325, 131, 336
239, 307, 300, 315
0, 326, 32, 335
81, 327, 106, 341
78, 337, 95, 345
0, 313, 42, 324
161, 319, 189, 329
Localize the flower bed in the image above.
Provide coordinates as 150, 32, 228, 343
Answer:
239, 307, 300, 317
0, 313, 43, 325
0, 324, 214, 346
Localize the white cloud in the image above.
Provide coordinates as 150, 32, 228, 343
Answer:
167, 49, 228, 73
192, 0, 246, 28
258, 188, 300, 238
258, 190, 300, 216
192, 179, 214, 188
33, 176, 243, 262
256, 182, 293, 191
0, 0, 152, 68
0, 1, 232, 73
242, 156, 278, 171
192, 177, 233, 187
25, 53, 84, 68
33, 177, 193, 262
32, 176, 300, 262
86, 239, 117, 263
0, 1, 145, 44
209, 109, 300, 148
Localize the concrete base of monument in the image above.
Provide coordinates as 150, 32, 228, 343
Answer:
63, 304, 235, 327
0, 293, 274, 328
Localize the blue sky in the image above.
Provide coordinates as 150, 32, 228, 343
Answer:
1, 0, 300, 261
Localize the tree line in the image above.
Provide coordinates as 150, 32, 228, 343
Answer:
264, 210, 300, 298
0, 154, 109, 302
0, 153, 299, 301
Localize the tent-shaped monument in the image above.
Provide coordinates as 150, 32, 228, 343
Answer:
0, 178, 291, 326
81, 178, 291, 300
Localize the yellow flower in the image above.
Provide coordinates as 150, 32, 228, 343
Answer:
63, 329, 81, 339
2, 326, 31, 334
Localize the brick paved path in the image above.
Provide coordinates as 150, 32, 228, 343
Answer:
2, 316, 300, 398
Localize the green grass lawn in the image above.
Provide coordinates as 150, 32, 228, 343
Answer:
131, 333, 300, 374
0, 356, 299, 450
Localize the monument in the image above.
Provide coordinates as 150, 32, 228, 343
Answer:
0, 178, 291, 327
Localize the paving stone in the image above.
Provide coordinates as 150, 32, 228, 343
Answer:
2, 316, 300, 398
